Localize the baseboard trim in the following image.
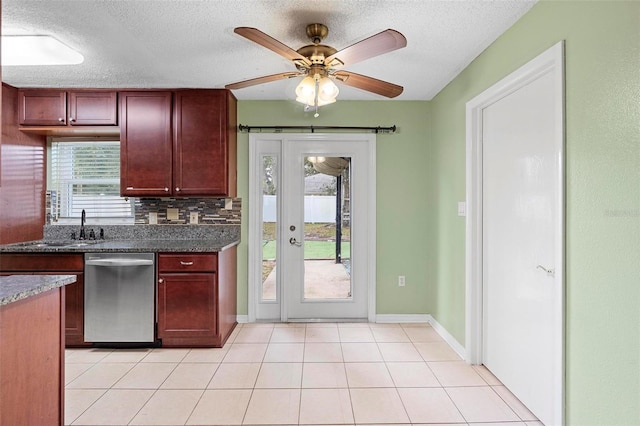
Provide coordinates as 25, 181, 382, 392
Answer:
427, 315, 466, 360
239, 313, 466, 359
375, 314, 431, 323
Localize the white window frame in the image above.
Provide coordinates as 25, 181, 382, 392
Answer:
49, 138, 135, 225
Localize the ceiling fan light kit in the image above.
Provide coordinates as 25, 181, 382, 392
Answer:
226, 23, 407, 116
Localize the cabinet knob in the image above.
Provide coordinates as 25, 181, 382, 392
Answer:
175, 187, 181, 192
58, 117, 65, 123
164, 187, 169, 192
158, 278, 164, 284
69, 117, 75, 122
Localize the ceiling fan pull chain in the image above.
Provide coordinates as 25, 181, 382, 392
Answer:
314, 77, 320, 117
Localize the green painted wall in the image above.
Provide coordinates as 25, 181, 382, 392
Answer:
236, 100, 432, 316
429, 1, 640, 424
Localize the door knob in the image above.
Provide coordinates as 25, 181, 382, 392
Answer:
289, 237, 302, 247
536, 265, 555, 276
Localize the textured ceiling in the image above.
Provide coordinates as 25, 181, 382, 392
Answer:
2, 0, 536, 101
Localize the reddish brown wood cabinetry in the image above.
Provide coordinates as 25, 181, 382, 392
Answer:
69, 91, 118, 125
173, 90, 237, 196
0, 253, 89, 347
19, 90, 117, 127
119, 91, 173, 196
0, 287, 66, 425
120, 89, 237, 197
158, 249, 237, 347
18, 90, 67, 126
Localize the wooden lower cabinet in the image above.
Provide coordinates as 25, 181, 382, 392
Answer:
158, 272, 217, 344
64, 274, 88, 346
0, 253, 89, 347
157, 248, 237, 347
0, 287, 65, 425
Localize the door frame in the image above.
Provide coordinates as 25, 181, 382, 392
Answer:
248, 133, 377, 323
465, 41, 565, 424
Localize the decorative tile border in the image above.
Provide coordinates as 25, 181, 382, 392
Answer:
134, 197, 241, 225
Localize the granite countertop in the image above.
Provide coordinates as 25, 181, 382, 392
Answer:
0, 225, 241, 253
0, 275, 77, 306
0, 238, 240, 253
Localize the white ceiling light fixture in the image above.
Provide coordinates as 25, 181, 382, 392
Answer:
2, 35, 84, 66
295, 72, 339, 118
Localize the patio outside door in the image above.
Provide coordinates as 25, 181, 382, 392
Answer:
249, 133, 376, 322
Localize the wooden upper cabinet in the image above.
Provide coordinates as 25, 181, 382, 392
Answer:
69, 91, 117, 125
120, 89, 237, 197
173, 90, 237, 197
19, 90, 67, 125
120, 91, 173, 196
19, 90, 118, 126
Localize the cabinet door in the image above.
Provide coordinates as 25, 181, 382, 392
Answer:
69, 92, 117, 125
157, 273, 217, 343
64, 273, 90, 347
173, 90, 229, 196
18, 90, 67, 126
120, 92, 173, 196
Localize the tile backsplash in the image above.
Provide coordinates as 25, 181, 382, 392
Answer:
134, 197, 241, 225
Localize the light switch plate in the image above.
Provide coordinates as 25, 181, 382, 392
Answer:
189, 212, 199, 224
458, 202, 466, 217
148, 212, 158, 225
167, 208, 179, 221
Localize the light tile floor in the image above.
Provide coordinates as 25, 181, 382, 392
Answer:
65, 322, 543, 425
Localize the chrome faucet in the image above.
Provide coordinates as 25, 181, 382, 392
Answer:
79, 209, 86, 240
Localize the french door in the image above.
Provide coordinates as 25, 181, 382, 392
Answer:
249, 133, 376, 322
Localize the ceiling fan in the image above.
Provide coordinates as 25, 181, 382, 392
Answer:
225, 23, 407, 114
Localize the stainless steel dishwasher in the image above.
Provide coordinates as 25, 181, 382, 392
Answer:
84, 253, 155, 343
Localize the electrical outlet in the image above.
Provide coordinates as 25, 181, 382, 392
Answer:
225, 198, 233, 210
148, 212, 158, 225
167, 208, 179, 221
189, 212, 199, 224
398, 275, 406, 287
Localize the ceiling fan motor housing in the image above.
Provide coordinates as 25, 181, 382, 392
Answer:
305, 23, 329, 44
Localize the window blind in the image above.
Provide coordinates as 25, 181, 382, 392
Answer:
51, 141, 133, 219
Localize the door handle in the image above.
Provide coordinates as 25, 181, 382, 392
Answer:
536, 265, 555, 276
289, 237, 302, 247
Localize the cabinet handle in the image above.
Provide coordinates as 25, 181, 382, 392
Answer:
58, 117, 65, 123
158, 278, 164, 284
164, 187, 169, 192
175, 187, 181, 192
180, 261, 194, 266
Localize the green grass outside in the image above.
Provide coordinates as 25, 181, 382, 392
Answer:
263, 240, 350, 260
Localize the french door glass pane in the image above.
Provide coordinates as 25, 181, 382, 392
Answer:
261, 155, 277, 301
303, 156, 352, 300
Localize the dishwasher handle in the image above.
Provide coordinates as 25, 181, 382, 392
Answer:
85, 258, 155, 267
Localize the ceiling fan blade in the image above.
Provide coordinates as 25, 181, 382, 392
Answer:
333, 71, 403, 98
225, 72, 301, 90
234, 27, 311, 66
325, 29, 407, 68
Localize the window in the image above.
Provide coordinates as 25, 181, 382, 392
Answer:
50, 140, 133, 221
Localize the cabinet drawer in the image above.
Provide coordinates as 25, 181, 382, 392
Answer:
158, 253, 217, 272
0, 254, 84, 272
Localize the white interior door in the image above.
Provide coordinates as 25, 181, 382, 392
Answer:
249, 134, 376, 322
466, 42, 564, 426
